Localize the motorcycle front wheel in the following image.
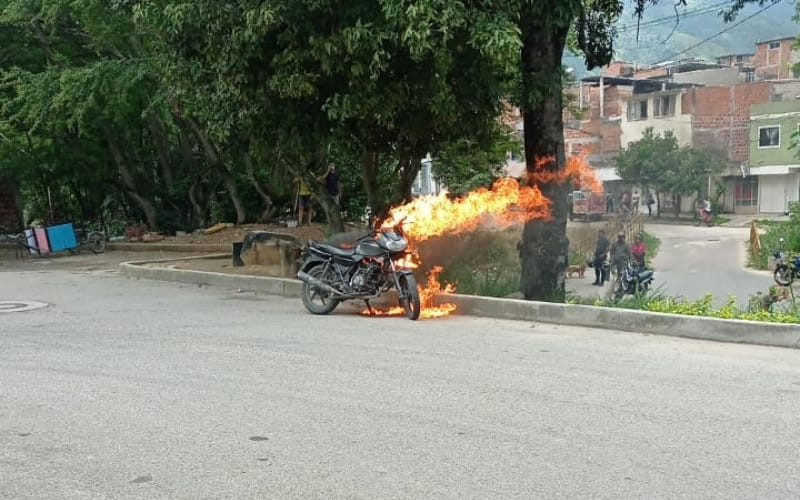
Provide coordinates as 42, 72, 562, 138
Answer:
773, 265, 793, 286
301, 265, 340, 315
398, 274, 421, 321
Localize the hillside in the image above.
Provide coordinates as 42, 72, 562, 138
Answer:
567, 0, 798, 77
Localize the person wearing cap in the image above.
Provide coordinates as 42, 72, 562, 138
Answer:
610, 232, 631, 280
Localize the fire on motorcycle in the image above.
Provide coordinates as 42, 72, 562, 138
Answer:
296, 220, 422, 320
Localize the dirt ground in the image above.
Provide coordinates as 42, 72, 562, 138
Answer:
159, 223, 330, 245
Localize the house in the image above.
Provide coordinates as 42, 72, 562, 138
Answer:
745, 100, 800, 214
753, 36, 799, 81
0, 177, 22, 232
717, 53, 755, 69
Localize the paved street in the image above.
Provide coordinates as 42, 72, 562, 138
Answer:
648, 224, 771, 306
2, 263, 800, 498
568, 222, 772, 307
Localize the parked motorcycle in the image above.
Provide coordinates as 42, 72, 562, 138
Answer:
296, 222, 421, 320
612, 261, 655, 300
773, 237, 800, 286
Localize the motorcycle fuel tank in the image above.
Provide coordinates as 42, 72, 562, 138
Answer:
356, 240, 384, 257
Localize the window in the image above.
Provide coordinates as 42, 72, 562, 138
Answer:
654, 95, 676, 117
736, 55, 744, 62
735, 177, 759, 207
745, 71, 755, 83
627, 100, 648, 121
758, 126, 780, 148
768, 41, 781, 50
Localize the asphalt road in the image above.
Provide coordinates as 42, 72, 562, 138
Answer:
2, 263, 800, 498
647, 224, 771, 307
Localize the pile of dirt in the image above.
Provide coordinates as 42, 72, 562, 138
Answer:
161, 224, 329, 245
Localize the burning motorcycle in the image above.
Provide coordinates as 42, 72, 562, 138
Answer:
296, 222, 421, 320
773, 237, 800, 286
612, 260, 655, 300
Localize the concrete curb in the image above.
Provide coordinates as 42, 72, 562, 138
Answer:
120, 256, 301, 298
108, 242, 231, 253
121, 258, 800, 349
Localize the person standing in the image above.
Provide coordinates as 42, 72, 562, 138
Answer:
592, 229, 610, 286
631, 233, 647, 268
320, 162, 341, 205
610, 232, 631, 280
646, 193, 655, 216
294, 176, 313, 225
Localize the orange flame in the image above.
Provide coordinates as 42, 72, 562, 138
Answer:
361, 266, 456, 319
382, 177, 551, 243
524, 154, 603, 193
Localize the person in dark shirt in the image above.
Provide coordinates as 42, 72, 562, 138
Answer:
320, 163, 340, 205
593, 229, 610, 286
610, 232, 631, 280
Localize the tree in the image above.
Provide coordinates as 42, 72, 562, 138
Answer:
616, 128, 680, 216
616, 128, 727, 216
669, 146, 727, 206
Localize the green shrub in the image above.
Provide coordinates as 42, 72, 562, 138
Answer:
754, 201, 800, 270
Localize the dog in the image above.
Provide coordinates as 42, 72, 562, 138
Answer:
566, 264, 586, 279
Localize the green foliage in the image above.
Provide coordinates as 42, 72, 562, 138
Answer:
579, 291, 800, 324
753, 201, 800, 269
616, 128, 726, 210
432, 124, 521, 197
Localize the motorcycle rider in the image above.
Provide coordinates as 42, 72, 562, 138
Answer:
699, 198, 712, 224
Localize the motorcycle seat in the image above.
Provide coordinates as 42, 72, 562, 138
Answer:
311, 242, 356, 257
638, 270, 654, 280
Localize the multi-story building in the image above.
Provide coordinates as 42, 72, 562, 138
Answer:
745, 100, 800, 214
753, 37, 799, 81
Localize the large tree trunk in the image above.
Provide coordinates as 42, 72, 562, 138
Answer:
317, 192, 344, 233
518, 24, 570, 302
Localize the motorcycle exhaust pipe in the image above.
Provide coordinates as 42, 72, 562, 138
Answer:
297, 271, 344, 296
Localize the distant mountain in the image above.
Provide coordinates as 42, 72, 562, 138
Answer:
566, 0, 798, 78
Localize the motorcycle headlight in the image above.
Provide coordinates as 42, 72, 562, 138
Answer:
385, 239, 408, 252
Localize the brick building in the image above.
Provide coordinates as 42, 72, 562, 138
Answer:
753, 37, 799, 81
0, 177, 22, 232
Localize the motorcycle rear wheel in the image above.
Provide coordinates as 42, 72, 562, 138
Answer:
398, 274, 421, 321
773, 266, 793, 287
301, 265, 340, 315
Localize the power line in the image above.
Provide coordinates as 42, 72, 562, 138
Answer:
650, 0, 785, 65
616, 0, 734, 34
